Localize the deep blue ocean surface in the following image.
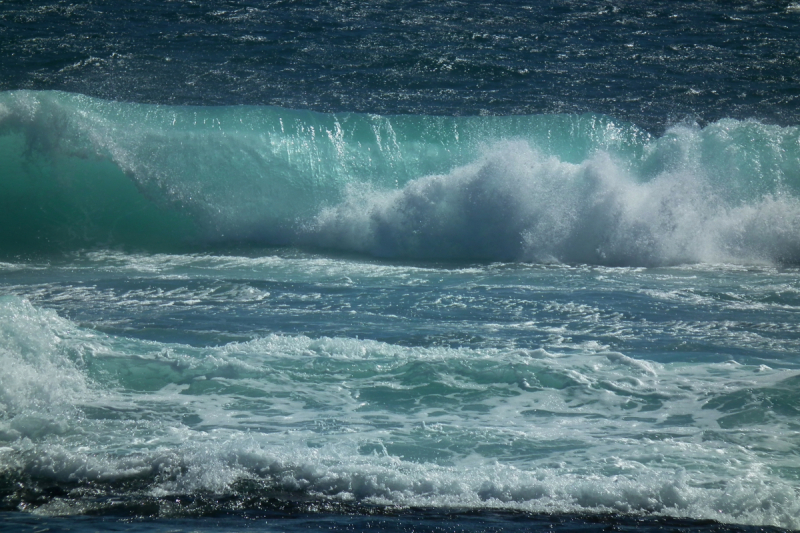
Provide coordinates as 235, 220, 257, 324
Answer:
1, 1, 800, 532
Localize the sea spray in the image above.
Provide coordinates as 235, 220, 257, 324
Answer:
2, 91, 799, 265
0, 290, 799, 528
3, 2, 800, 531
309, 141, 800, 264
0, 297, 93, 444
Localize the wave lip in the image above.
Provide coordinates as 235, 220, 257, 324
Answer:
1, 90, 799, 266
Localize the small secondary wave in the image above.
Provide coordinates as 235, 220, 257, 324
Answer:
1, 90, 799, 265
1, 296, 799, 528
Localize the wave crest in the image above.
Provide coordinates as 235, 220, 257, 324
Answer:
2, 90, 799, 266
308, 141, 800, 265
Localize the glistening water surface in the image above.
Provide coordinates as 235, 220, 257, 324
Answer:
1, 1, 800, 532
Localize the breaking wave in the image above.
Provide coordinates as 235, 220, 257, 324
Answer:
1, 90, 799, 265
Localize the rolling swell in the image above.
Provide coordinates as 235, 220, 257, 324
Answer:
2, 294, 799, 529
1, 90, 799, 265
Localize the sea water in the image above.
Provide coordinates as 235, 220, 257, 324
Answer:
1, 2, 799, 532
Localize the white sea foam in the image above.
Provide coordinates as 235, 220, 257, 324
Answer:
0, 296, 798, 528
3, 91, 799, 266
0, 297, 94, 423
308, 139, 800, 266
9, 431, 799, 529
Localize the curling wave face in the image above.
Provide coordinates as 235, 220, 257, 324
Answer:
1, 90, 799, 265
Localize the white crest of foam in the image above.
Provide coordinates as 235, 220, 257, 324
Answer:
307, 139, 800, 266
0, 298, 94, 416
0, 297, 109, 443
10, 433, 799, 529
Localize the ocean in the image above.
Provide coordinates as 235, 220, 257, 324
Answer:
1, 1, 799, 532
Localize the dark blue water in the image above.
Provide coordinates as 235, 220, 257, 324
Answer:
0, 509, 791, 533
2, 1, 799, 132
2, 2, 800, 532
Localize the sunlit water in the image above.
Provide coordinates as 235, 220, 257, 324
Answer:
1, 1, 800, 532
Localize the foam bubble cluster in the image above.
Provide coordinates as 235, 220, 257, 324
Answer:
309, 137, 800, 265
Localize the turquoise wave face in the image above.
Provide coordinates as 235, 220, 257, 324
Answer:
1, 90, 799, 265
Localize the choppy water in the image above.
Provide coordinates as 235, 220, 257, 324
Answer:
1, 1, 800, 532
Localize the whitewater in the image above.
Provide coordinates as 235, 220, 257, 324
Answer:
1, 90, 799, 532
2, 1, 800, 532
2, 91, 799, 265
